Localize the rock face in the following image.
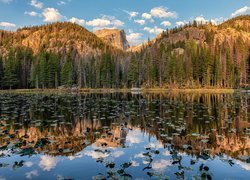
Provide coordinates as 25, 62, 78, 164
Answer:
95, 29, 130, 50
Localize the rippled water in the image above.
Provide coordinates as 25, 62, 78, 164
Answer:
0, 92, 250, 179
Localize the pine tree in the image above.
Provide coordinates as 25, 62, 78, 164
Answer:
0, 56, 3, 89
61, 58, 73, 86
127, 54, 139, 87
3, 50, 18, 89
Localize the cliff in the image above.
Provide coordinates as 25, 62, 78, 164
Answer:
95, 29, 130, 50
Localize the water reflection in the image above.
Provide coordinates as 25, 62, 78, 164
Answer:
0, 92, 250, 179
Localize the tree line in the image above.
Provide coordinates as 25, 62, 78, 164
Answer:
0, 17, 249, 89
0, 37, 249, 90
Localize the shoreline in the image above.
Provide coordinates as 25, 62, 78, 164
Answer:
0, 88, 241, 94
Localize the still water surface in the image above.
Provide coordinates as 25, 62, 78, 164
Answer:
0, 92, 250, 179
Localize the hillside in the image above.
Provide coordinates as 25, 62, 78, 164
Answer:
127, 15, 250, 88
0, 22, 117, 58
95, 29, 130, 50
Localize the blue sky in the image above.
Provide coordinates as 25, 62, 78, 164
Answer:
0, 0, 249, 45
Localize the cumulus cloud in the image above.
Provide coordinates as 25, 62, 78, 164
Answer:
194, 16, 224, 25
161, 21, 171, 27
195, 16, 208, 24
68, 17, 85, 26
25, 11, 39, 17
150, 7, 177, 19
0, 21, 16, 28
86, 18, 110, 27
176, 21, 187, 27
86, 15, 124, 29
231, 6, 250, 17
210, 17, 225, 25
152, 159, 172, 171
142, 13, 152, 20
124, 10, 139, 19
39, 155, 58, 171
0, 0, 12, 3
134, 19, 145, 25
84, 150, 109, 159
143, 26, 164, 34
26, 170, 39, 179
30, 0, 43, 9
43, 8, 63, 22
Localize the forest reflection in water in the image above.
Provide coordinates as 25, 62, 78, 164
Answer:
0, 92, 250, 179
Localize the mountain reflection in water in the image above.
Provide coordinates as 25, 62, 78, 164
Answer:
0, 92, 250, 179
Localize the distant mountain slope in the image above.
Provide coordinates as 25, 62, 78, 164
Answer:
95, 29, 130, 50
130, 15, 250, 53
0, 22, 118, 58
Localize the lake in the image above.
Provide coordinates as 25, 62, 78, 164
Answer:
0, 92, 250, 179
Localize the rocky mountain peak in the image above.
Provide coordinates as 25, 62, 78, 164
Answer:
94, 29, 130, 51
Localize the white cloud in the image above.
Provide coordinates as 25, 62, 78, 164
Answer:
152, 159, 172, 171
134, 19, 145, 25
25, 11, 39, 17
69, 17, 85, 26
210, 17, 225, 25
24, 161, 34, 168
127, 32, 143, 41
43, 8, 63, 22
84, 150, 109, 159
195, 16, 208, 24
0, 0, 12, 3
194, 16, 224, 25
176, 21, 187, 27
131, 160, 139, 167
161, 21, 171, 27
86, 18, 111, 27
113, 19, 124, 26
126, 130, 142, 144
30, 0, 43, 9
150, 7, 177, 19
142, 13, 152, 20
112, 151, 124, 158
0, 21, 16, 28
86, 15, 124, 29
144, 26, 164, 34
39, 155, 58, 171
124, 10, 139, 19
231, 6, 250, 17
26, 170, 39, 179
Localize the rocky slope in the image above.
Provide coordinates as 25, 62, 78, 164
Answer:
0, 22, 118, 58
95, 29, 130, 50
131, 15, 250, 53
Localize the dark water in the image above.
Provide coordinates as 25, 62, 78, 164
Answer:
0, 92, 250, 180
